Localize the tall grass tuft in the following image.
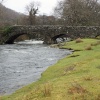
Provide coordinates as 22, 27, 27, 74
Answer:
42, 82, 52, 97
0, 96, 2, 100
68, 82, 88, 95
84, 76, 93, 81
96, 94, 100, 100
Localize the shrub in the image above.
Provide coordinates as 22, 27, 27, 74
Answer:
91, 41, 100, 46
75, 38, 83, 43
85, 45, 92, 50
97, 41, 100, 45
91, 43, 98, 46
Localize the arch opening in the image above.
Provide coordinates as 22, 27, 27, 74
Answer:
52, 34, 70, 44
15, 34, 29, 42
5, 33, 28, 44
5, 32, 44, 44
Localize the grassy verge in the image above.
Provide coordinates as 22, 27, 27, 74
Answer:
1, 38, 100, 100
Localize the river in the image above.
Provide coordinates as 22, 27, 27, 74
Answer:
0, 40, 71, 95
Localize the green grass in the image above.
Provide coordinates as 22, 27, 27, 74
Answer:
1, 39, 100, 100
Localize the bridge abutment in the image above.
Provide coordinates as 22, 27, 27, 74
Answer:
43, 36, 54, 44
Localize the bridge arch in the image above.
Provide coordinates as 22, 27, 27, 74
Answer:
5, 33, 27, 44
5, 32, 44, 44
52, 34, 69, 43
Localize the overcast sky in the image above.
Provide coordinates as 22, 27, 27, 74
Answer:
3, 0, 61, 15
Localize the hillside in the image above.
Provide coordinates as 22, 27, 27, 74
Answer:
0, 3, 25, 27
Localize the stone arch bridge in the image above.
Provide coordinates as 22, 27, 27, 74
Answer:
1, 25, 100, 44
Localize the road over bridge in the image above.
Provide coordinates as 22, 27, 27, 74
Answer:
1, 25, 100, 44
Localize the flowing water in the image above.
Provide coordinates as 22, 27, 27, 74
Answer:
0, 40, 71, 95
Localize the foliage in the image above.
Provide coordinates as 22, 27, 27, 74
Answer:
2, 26, 13, 35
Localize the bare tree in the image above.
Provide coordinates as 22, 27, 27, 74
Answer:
54, 0, 100, 26
26, 1, 40, 25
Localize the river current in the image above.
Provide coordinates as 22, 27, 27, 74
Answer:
0, 40, 71, 95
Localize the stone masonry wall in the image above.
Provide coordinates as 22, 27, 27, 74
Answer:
2, 25, 100, 44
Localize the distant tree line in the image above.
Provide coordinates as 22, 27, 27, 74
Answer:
1, 0, 100, 28
25, 0, 100, 26
0, 1, 56, 28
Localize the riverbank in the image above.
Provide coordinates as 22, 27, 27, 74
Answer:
1, 38, 100, 100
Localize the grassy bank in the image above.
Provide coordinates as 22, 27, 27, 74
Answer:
1, 39, 100, 100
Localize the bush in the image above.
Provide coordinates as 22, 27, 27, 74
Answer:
85, 45, 92, 50
75, 38, 83, 43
